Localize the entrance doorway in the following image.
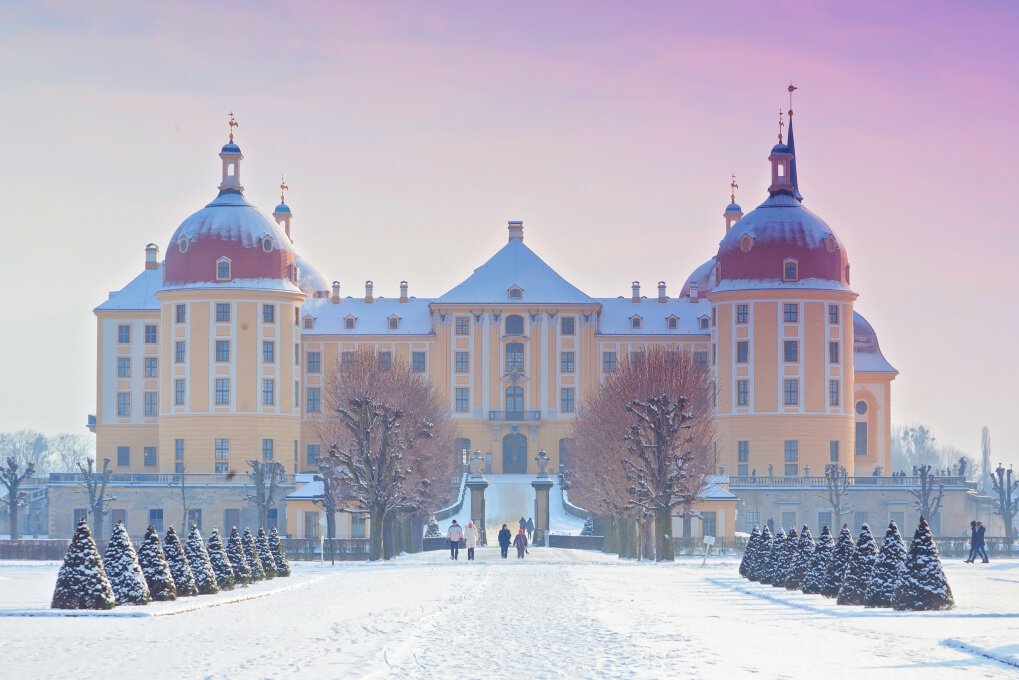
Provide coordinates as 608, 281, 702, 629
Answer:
502, 433, 527, 473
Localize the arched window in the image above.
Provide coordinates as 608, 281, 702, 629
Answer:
216, 258, 231, 280
505, 314, 524, 335
740, 234, 753, 252
505, 386, 524, 413
783, 258, 798, 281
505, 342, 524, 372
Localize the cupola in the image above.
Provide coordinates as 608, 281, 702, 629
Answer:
724, 173, 743, 232
273, 174, 293, 241
218, 112, 244, 193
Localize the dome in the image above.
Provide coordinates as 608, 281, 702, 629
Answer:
164, 190, 297, 287
853, 311, 897, 373
220, 142, 242, 156
770, 142, 791, 156
714, 192, 849, 291
680, 258, 717, 298
724, 202, 742, 214
273, 202, 292, 216
294, 252, 330, 296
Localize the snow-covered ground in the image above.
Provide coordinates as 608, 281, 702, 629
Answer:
446, 474, 587, 538
2, 551, 1017, 679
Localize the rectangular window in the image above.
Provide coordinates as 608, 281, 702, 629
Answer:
829, 341, 839, 364
262, 304, 275, 323
818, 511, 833, 531
737, 441, 749, 463
118, 324, 131, 343
215, 438, 229, 460
216, 461, 228, 473
784, 340, 799, 362
694, 351, 707, 368
307, 444, 320, 465
561, 387, 575, 413
855, 422, 868, 456
783, 379, 799, 405
712, 344, 716, 365
560, 351, 575, 373
216, 340, 230, 362
263, 379, 275, 405
262, 439, 274, 460
455, 351, 469, 372
144, 357, 157, 377
781, 511, 797, 530
175, 439, 184, 461
829, 379, 840, 406
506, 344, 524, 372
117, 446, 130, 466
455, 387, 469, 412
853, 512, 869, 530
175, 462, 185, 473
216, 303, 230, 322
561, 317, 575, 336
117, 357, 131, 377
411, 351, 426, 372
263, 341, 275, 363
738, 463, 749, 476
890, 511, 905, 530
737, 379, 749, 406
175, 304, 186, 323
602, 351, 617, 373
148, 509, 164, 533
307, 351, 321, 373
307, 387, 321, 413
144, 391, 157, 416
341, 352, 354, 371
784, 440, 798, 462
379, 351, 392, 371
830, 440, 839, 462
783, 303, 798, 323
736, 304, 748, 324
143, 446, 157, 467
175, 341, 186, 363
304, 511, 321, 539
351, 513, 367, 539
736, 341, 749, 363
117, 392, 130, 416
295, 344, 299, 365
702, 511, 717, 537
744, 511, 760, 533
224, 509, 240, 531
175, 379, 186, 405
216, 378, 230, 404
455, 316, 469, 335
187, 509, 202, 532
294, 381, 299, 408
144, 324, 157, 344
829, 304, 839, 324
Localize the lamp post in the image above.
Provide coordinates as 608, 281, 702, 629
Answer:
465, 449, 489, 545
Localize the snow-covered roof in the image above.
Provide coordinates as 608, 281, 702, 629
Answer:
711, 277, 852, 293
95, 266, 163, 312
160, 277, 302, 293
285, 478, 323, 501
301, 296, 435, 335
698, 476, 738, 501
438, 239, 595, 305
595, 297, 711, 335
167, 190, 294, 253
295, 253, 330, 297
853, 311, 897, 374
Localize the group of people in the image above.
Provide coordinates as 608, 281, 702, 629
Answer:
445, 519, 531, 561
964, 519, 989, 563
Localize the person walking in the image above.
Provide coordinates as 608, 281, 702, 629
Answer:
464, 521, 479, 561
497, 524, 512, 559
975, 521, 989, 563
964, 520, 978, 562
519, 516, 526, 533
447, 520, 463, 561
513, 528, 528, 559
525, 517, 534, 542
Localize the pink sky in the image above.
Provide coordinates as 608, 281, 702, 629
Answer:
1, 1, 1017, 464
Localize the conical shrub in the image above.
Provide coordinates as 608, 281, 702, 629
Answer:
269, 527, 291, 577
750, 524, 772, 582
893, 516, 954, 611
103, 520, 150, 605
137, 525, 176, 601
51, 517, 116, 610
243, 528, 265, 582
206, 529, 235, 591
821, 524, 855, 598
865, 520, 908, 608
227, 527, 252, 586
760, 527, 785, 585
803, 524, 834, 595
740, 525, 760, 578
772, 527, 797, 588
837, 524, 876, 605
184, 524, 219, 595
256, 527, 277, 579
164, 527, 197, 597
785, 525, 815, 591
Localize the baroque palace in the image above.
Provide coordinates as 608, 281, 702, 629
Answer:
38, 108, 973, 541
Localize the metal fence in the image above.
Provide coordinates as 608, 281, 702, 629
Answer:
280, 538, 371, 561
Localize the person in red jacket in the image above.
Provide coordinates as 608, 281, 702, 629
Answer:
513, 528, 528, 559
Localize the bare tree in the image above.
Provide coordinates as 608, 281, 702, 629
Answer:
49, 434, 95, 472
990, 463, 1017, 546
313, 452, 342, 564
78, 457, 114, 537
0, 431, 50, 476
910, 464, 944, 527
245, 460, 286, 531
171, 462, 191, 533
819, 464, 854, 527
1, 457, 35, 540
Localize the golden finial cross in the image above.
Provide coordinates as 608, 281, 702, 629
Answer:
778, 109, 785, 143
730, 173, 739, 203
228, 111, 239, 141
280, 174, 289, 203
787, 83, 797, 117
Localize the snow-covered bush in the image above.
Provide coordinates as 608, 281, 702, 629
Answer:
243, 528, 265, 582
227, 527, 252, 586
749, 524, 772, 582
760, 527, 785, 585
820, 524, 854, 598
137, 525, 176, 601
206, 528, 236, 591
785, 525, 815, 591
269, 527, 291, 577
164, 527, 197, 597
256, 527, 277, 579
739, 524, 760, 579
581, 516, 595, 537
772, 527, 797, 588
865, 520, 907, 608
802, 524, 833, 595
184, 524, 219, 595
837, 524, 876, 605
425, 516, 441, 538
51, 517, 116, 610
103, 520, 150, 605
893, 516, 954, 611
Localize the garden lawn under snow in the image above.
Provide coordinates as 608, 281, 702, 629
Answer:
1, 549, 1017, 679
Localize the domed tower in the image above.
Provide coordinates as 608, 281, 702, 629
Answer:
156, 119, 305, 476
707, 110, 858, 479
271, 176, 330, 298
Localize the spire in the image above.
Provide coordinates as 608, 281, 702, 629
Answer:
787, 83, 803, 202
273, 173, 293, 242
218, 112, 244, 193
724, 173, 743, 232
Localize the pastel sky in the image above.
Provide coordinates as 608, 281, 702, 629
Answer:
1, 1, 1017, 464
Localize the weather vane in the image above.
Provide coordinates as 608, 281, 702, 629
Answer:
778, 109, 785, 143
280, 174, 288, 203
788, 82, 797, 116
228, 111, 239, 142
730, 173, 739, 203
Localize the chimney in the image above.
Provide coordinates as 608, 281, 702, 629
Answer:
657, 281, 667, 303
399, 280, 408, 303
364, 280, 374, 303
331, 281, 340, 304
689, 283, 699, 302
631, 281, 640, 303
145, 243, 159, 270
508, 220, 524, 242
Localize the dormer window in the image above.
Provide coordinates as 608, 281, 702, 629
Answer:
303, 316, 315, 330
630, 315, 642, 330
178, 237, 190, 253
344, 315, 356, 330
825, 235, 837, 253
740, 234, 754, 252
715, 263, 722, 285
262, 237, 274, 253
699, 316, 709, 330
216, 257, 231, 281
508, 286, 523, 300
783, 258, 798, 282
388, 316, 400, 330
667, 316, 678, 330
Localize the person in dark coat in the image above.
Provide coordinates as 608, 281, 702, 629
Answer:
497, 524, 512, 559
525, 517, 534, 541
974, 521, 989, 563
965, 520, 979, 562
519, 517, 526, 533
513, 529, 528, 559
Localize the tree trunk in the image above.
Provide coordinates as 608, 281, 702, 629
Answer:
410, 514, 424, 553
639, 516, 655, 560
382, 512, 396, 560
326, 511, 337, 565
8, 495, 20, 541
368, 508, 385, 561
603, 515, 618, 555
655, 507, 674, 562
620, 517, 639, 559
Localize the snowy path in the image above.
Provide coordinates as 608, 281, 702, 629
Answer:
2, 552, 1018, 679
448, 474, 588, 537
